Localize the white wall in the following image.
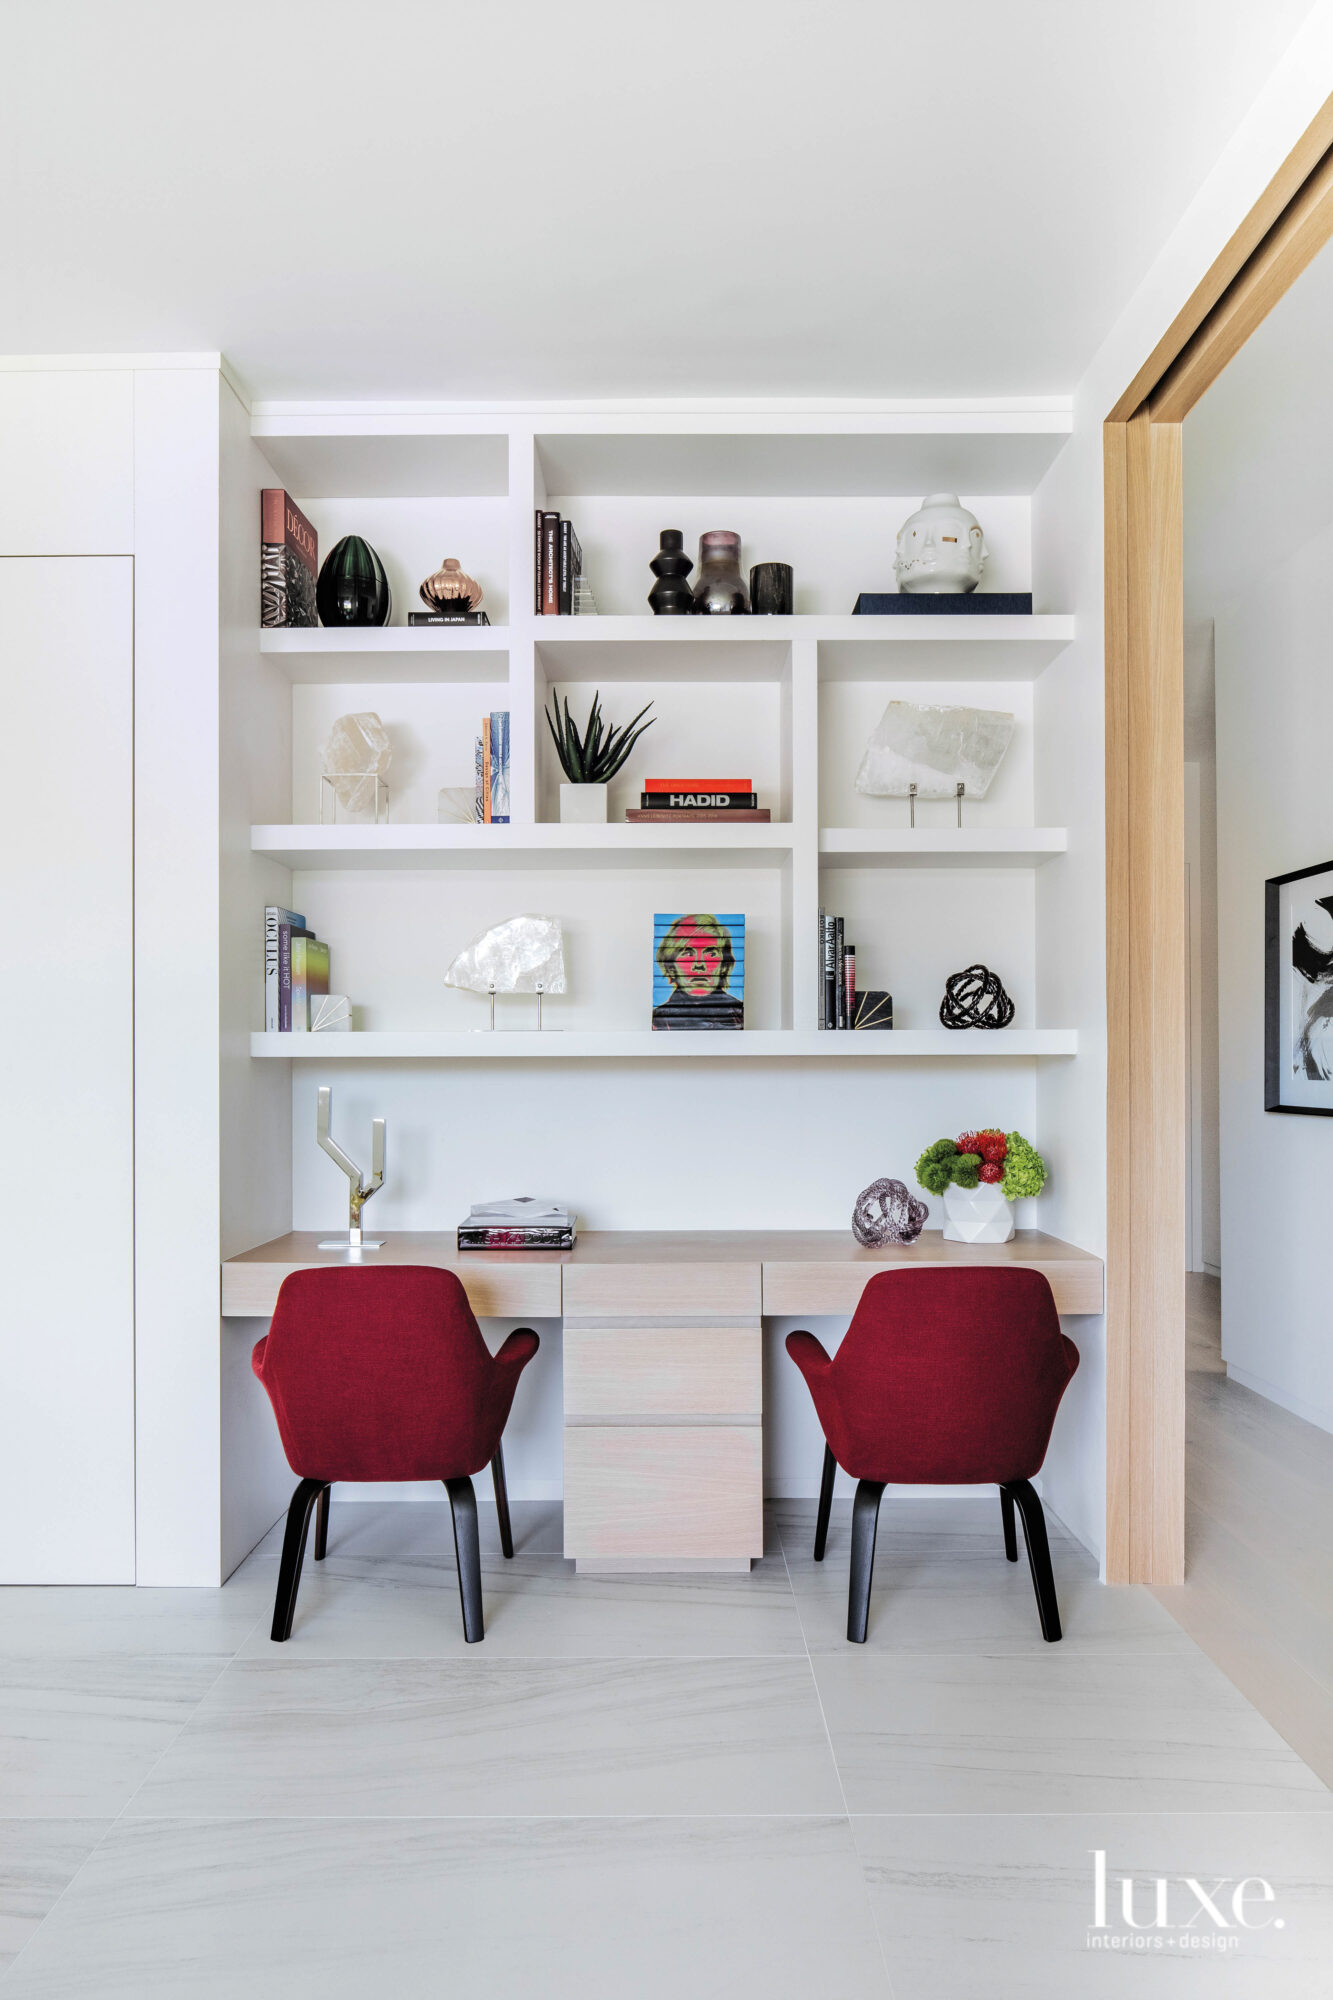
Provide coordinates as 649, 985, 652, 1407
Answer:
0, 557, 135, 1580
1213, 545, 1333, 1430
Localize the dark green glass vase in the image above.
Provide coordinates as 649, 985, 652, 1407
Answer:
317, 535, 392, 627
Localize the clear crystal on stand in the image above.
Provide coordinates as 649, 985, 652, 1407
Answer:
855, 700, 1014, 800
444, 915, 567, 995
322, 712, 392, 814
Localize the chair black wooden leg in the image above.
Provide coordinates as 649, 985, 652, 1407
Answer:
814, 1443, 836, 1561
314, 1483, 330, 1561
445, 1476, 485, 1643
1000, 1485, 1018, 1562
491, 1443, 514, 1559
1005, 1479, 1062, 1642
847, 1479, 885, 1643
271, 1478, 325, 1642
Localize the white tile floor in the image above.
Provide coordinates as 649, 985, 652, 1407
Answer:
3, 1496, 1331, 1996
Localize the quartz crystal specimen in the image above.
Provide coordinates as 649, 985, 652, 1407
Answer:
445, 916, 567, 995
855, 700, 1013, 800
322, 712, 392, 814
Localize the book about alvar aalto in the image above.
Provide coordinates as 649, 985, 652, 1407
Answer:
260, 490, 318, 628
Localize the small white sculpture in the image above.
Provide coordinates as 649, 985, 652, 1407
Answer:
322, 712, 392, 816
445, 915, 566, 1028
437, 786, 477, 825
894, 494, 987, 594
856, 700, 1014, 800
310, 993, 352, 1032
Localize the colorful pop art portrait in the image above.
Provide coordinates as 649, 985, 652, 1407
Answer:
652, 913, 745, 1031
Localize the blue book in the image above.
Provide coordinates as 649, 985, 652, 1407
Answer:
489, 711, 511, 824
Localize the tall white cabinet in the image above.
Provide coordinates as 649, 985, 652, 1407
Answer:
0, 557, 134, 1580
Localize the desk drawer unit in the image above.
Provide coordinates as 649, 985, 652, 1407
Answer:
560, 1288, 763, 1571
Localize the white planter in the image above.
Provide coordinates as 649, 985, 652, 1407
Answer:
560, 782, 608, 824
941, 1181, 1015, 1244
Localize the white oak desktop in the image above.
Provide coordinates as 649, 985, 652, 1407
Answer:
222, 1231, 1103, 1572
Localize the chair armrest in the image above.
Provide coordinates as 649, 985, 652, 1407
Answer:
785, 1329, 832, 1382
494, 1328, 540, 1374
250, 1334, 269, 1380
1059, 1334, 1081, 1379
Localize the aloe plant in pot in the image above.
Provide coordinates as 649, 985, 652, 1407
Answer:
545, 690, 655, 823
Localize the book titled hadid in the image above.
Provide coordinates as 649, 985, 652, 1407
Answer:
652, 913, 745, 1030
260, 489, 318, 628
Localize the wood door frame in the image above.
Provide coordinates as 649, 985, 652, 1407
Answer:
1104, 97, 1333, 1583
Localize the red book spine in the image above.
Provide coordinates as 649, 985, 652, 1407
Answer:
644, 778, 753, 792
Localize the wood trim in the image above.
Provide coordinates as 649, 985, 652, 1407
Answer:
1104, 412, 1187, 1585
1108, 96, 1333, 421
1151, 145, 1333, 422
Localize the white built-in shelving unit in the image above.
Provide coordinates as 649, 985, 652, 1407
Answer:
244, 402, 1077, 1057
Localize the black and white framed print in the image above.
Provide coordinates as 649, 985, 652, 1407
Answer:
1266, 859, 1333, 1115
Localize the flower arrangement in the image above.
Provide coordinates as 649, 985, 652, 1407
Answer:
915, 1128, 1047, 1202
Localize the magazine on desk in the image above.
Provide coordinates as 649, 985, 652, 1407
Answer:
457, 1196, 577, 1251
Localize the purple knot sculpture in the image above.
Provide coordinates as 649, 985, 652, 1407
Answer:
852, 1177, 928, 1248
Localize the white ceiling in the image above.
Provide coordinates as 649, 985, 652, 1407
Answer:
3, 1, 1319, 401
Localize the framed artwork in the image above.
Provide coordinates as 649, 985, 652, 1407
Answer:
652, 913, 745, 1030
1266, 858, 1333, 1115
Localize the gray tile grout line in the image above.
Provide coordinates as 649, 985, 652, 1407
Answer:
776, 1513, 899, 1999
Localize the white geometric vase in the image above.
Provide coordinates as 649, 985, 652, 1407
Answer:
941, 1181, 1015, 1244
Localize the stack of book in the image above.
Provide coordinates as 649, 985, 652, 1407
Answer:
817, 911, 893, 1029
475, 711, 511, 823
535, 511, 593, 614
627, 778, 770, 824
264, 906, 329, 1031
818, 910, 855, 1029
457, 1197, 577, 1251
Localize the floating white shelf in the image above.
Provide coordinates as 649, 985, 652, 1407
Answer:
251, 823, 796, 870
819, 827, 1067, 867
529, 615, 1074, 682
260, 626, 509, 684
251, 1028, 1079, 1060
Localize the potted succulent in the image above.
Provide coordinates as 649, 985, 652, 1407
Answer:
545, 689, 655, 823
914, 1128, 1047, 1244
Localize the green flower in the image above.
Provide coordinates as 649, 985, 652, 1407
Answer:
915, 1138, 959, 1196
951, 1152, 983, 1190
1001, 1131, 1047, 1201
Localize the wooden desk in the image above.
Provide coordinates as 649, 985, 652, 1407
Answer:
223, 1230, 1103, 1573
222, 1229, 1104, 1319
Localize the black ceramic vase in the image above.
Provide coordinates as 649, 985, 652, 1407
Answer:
691, 531, 749, 614
647, 529, 694, 615
317, 535, 392, 627
750, 562, 794, 615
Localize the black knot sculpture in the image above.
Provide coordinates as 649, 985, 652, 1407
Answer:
939, 963, 1015, 1030
851, 1177, 928, 1248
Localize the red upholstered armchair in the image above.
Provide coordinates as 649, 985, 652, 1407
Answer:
251, 1265, 539, 1643
786, 1267, 1079, 1643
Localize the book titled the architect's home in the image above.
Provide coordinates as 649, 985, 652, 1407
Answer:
260, 488, 318, 627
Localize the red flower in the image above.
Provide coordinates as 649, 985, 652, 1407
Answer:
957, 1132, 984, 1156
980, 1136, 1007, 1165
979, 1162, 1003, 1183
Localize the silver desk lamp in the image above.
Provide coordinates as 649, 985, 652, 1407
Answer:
316, 1086, 385, 1251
